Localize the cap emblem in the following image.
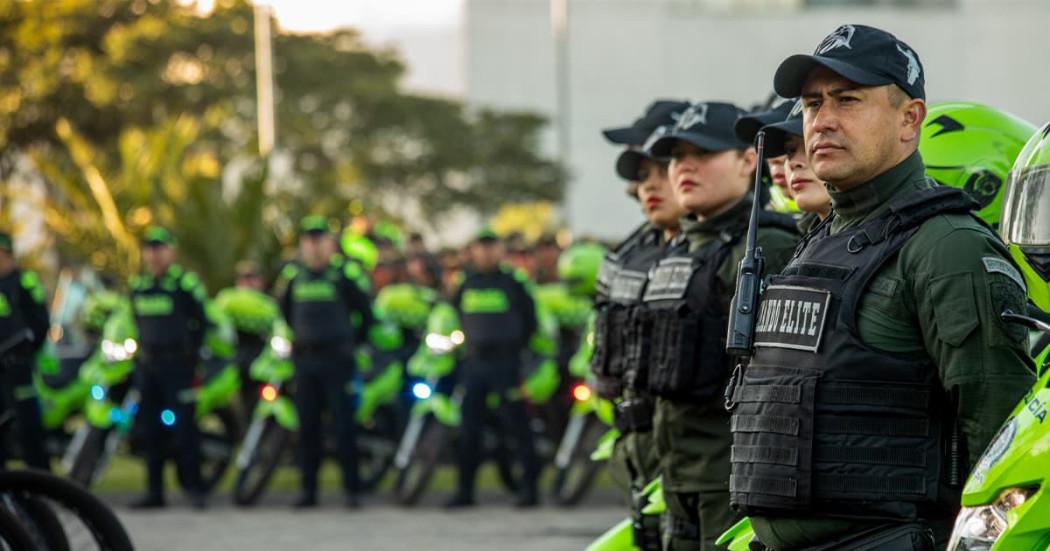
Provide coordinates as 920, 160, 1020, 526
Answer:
896, 43, 921, 86
815, 24, 855, 55
678, 103, 708, 131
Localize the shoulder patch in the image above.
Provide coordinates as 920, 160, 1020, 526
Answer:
20, 271, 46, 303
983, 257, 1026, 292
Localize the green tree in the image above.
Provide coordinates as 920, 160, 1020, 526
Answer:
0, 0, 562, 287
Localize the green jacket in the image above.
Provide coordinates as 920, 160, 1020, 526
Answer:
752, 152, 1035, 550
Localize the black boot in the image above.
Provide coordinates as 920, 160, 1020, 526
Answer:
129, 494, 166, 510
293, 494, 318, 509
444, 493, 476, 509
514, 484, 539, 508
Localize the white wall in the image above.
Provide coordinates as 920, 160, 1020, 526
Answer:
465, 0, 1050, 240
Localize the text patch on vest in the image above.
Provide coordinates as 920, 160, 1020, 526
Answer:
754, 285, 831, 353
642, 258, 694, 302
609, 270, 648, 303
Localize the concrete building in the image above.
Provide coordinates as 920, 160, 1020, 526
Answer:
464, 0, 1049, 240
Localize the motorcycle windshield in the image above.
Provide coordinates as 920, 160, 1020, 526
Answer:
1001, 164, 1050, 246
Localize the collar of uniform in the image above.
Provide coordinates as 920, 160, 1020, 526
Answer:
828, 151, 925, 231
680, 192, 753, 245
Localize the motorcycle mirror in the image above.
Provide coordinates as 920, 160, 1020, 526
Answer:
1001, 310, 1050, 335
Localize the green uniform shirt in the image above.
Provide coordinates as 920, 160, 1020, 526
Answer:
751, 152, 1035, 550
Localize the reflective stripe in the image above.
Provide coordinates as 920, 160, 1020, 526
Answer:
731, 445, 799, 466
816, 474, 927, 496
818, 417, 929, 437
731, 415, 800, 436
733, 384, 801, 404
819, 386, 930, 409
815, 446, 927, 467
730, 475, 798, 498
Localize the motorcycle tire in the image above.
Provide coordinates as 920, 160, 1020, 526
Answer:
550, 415, 606, 506
6, 493, 71, 551
65, 426, 111, 488
233, 419, 290, 506
0, 469, 134, 551
0, 505, 36, 551
393, 418, 449, 506
199, 407, 240, 494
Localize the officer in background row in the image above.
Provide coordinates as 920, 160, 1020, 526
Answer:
0, 231, 50, 471
728, 25, 1034, 550
645, 103, 799, 550
129, 226, 207, 509
276, 216, 374, 509
446, 228, 540, 509
595, 99, 689, 550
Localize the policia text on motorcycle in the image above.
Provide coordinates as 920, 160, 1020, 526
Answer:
726, 25, 1034, 550
276, 216, 374, 509
129, 226, 209, 509
645, 102, 799, 550
446, 228, 542, 509
0, 231, 51, 471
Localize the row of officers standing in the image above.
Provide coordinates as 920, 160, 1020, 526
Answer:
590, 24, 1036, 551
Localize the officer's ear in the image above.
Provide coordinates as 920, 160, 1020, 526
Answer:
891, 85, 925, 147
738, 147, 758, 181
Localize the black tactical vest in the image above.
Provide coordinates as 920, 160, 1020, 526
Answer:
458, 272, 523, 351
132, 267, 194, 349
290, 264, 355, 346
644, 211, 796, 401
729, 186, 977, 521
591, 229, 666, 399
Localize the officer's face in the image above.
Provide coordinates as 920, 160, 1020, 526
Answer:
783, 134, 832, 218
668, 141, 756, 218
801, 67, 925, 190
636, 158, 685, 231
470, 240, 502, 271
142, 244, 174, 276
0, 249, 12, 276
299, 233, 330, 269
767, 155, 790, 196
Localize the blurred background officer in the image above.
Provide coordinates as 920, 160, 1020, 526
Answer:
0, 231, 50, 471
276, 216, 374, 509
129, 226, 207, 509
446, 227, 541, 509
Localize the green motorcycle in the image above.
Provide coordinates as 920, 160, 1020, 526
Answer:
391, 300, 562, 506
62, 301, 241, 492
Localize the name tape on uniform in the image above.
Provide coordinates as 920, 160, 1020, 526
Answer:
754, 285, 832, 353
609, 269, 648, 303
643, 257, 695, 302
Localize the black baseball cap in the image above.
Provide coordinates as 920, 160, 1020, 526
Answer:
734, 96, 796, 147
762, 100, 805, 158
646, 102, 750, 158
614, 123, 676, 181
603, 100, 690, 146
774, 24, 925, 100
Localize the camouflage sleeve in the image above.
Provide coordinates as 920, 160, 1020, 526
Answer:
906, 224, 1035, 468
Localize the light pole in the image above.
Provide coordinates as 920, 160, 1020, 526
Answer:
254, 2, 276, 157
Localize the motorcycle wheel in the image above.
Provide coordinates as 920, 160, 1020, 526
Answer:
199, 407, 240, 494
0, 505, 35, 551
357, 407, 399, 494
393, 417, 449, 506
550, 415, 606, 506
4, 493, 71, 551
0, 469, 134, 551
65, 426, 111, 488
233, 419, 290, 506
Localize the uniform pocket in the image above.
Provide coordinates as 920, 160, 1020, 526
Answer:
929, 273, 978, 347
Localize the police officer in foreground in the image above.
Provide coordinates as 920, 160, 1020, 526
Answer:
446, 227, 540, 509
0, 231, 50, 471
595, 99, 689, 550
129, 226, 207, 509
644, 103, 799, 550
727, 25, 1034, 550
276, 216, 373, 509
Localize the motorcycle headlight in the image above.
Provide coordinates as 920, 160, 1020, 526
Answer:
425, 333, 456, 354
270, 335, 292, 360
949, 487, 1037, 550
101, 339, 130, 362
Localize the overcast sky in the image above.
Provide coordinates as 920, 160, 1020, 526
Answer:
251, 0, 466, 95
